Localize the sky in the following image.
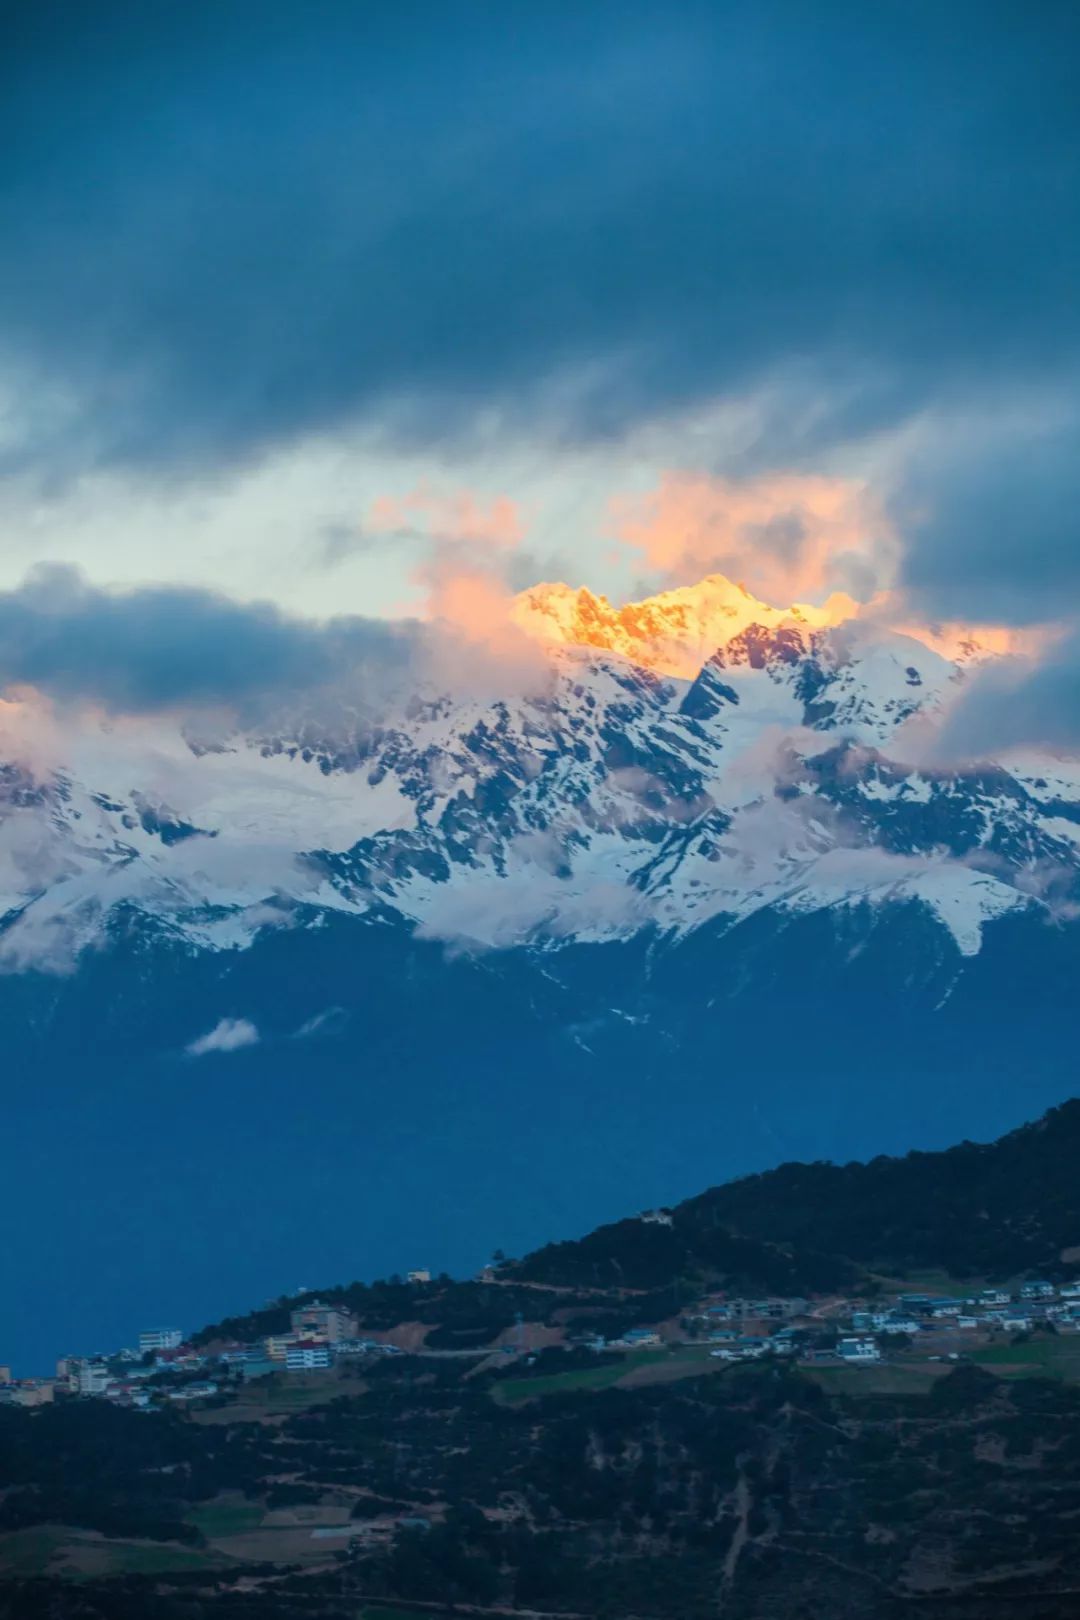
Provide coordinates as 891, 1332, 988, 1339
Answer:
3, 3, 1080, 1371
0, 2, 1077, 705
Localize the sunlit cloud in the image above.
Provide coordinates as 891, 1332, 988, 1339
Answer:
610, 471, 894, 606
365, 484, 549, 689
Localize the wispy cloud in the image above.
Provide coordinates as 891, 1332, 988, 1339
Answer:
185, 1018, 260, 1058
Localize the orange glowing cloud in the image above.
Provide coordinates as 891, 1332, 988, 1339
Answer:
611, 471, 893, 607
367, 486, 523, 553
888, 617, 1064, 663
366, 485, 548, 688
359, 476, 1061, 698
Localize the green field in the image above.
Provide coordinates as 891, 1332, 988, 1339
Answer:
970, 1337, 1080, 1381
246, 1375, 341, 1407
874, 1268, 998, 1298
88, 1541, 224, 1576
0, 1527, 226, 1581
804, 1363, 950, 1396
0, 1527, 72, 1577
193, 1372, 346, 1422
187, 1498, 265, 1539
492, 1349, 668, 1404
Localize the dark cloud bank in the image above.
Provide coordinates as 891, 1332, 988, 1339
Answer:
2, 1, 1077, 474
0, 566, 416, 714
2, 1, 1080, 747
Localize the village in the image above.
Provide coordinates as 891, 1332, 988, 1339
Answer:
6, 1268, 1080, 1413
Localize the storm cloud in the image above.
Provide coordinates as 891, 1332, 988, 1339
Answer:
2, 2, 1078, 479
0, 566, 416, 713
897, 417, 1080, 627
935, 629, 1080, 758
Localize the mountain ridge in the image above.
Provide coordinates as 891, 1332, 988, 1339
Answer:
1, 571, 1077, 973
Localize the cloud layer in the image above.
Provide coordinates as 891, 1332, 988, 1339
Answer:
3, 3, 1077, 480
0, 565, 416, 715
1, 4, 1079, 754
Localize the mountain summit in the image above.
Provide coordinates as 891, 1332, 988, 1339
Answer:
511, 573, 860, 676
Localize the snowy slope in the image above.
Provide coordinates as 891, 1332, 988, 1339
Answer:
0, 575, 1077, 970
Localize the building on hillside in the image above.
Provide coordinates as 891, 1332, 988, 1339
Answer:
289, 1301, 358, 1343
619, 1328, 661, 1347
154, 1350, 205, 1371
239, 1357, 276, 1381
639, 1209, 674, 1227
406, 1269, 432, 1284
711, 1336, 772, 1361
75, 1360, 111, 1396
837, 1337, 881, 1363
956, 1316, 979, 1329
265, 1333, 300, 1361
1021, 1282, 1056, 1300
285, 1341, 334, 1371
978, 1289, 1011, 1305
1059, 1282, 1080, 1300
139, 1328, 183, 1354
1003, 1316, 1033, 1332
728, 1298, 808, 1320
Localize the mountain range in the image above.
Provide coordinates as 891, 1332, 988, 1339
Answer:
4, 573, 1078, 967
3, 574, 1079, 1372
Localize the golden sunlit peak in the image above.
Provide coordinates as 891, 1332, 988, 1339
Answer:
511, 574, 862, 677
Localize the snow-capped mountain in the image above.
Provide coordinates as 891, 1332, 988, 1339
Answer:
1, 574, 1078, 972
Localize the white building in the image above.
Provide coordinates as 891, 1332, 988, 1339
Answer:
139, 1328, 183, 1354
406, 1269, 432, 1285
75, 1360, 111, 1396
289, 1301, 357, 1344
837, 1337, 881, 1363
285, 1342, 334, 1371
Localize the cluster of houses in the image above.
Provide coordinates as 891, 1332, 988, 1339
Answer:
1, 1299, 410, 1412
849, 1280, 1080, 1339
9, 1275, 1080, 1408
677, 1279, 1080, 1367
